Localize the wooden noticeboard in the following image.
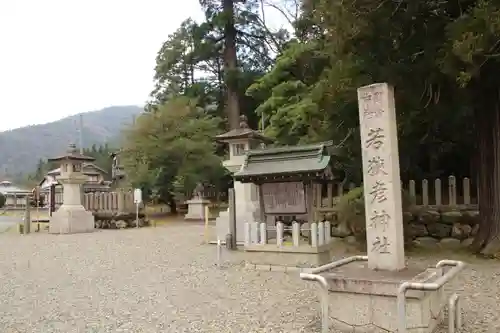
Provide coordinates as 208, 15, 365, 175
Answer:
261, 182, 306, 214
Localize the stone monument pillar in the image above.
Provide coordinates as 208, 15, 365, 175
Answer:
358, 82, 405, 271
299, 83, 460, 333
48, 143, 95, 234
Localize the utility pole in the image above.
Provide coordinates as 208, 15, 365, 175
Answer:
79, 114, 84, 154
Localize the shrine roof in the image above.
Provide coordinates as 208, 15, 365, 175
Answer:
234, 141, 336, 182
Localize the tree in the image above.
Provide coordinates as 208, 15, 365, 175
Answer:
139, 0, 499, 253
82, 144, 114, 178
301, 0, 498, 254
121, 97, 227, 212
150, 1, 289, 130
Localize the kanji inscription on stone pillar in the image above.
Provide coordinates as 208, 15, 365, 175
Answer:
358, 83, 405, 271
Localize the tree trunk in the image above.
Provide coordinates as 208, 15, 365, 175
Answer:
471, 83, 500, 256
168, 196, 177, 214
223, 0, 240, 130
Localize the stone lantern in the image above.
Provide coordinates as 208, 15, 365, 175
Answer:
214, 115, 273, 243
47, 143, 95, 234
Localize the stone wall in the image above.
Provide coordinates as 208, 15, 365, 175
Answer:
327, 205, 478, 249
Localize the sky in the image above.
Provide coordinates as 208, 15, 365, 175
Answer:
0, 0, 206, 131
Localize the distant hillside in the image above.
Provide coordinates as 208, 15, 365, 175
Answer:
0, 105, 142, 176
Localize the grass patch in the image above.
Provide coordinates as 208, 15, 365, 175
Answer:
148, 215, 186, 226
145, 204, 171, 214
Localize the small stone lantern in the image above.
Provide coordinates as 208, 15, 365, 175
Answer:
47, 143, 95, 234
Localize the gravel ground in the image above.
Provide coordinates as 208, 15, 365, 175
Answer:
0, 222, 498, 333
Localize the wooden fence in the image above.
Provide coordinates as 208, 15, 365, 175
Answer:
52, 191, 137, 213
46, 175, 474, 215
83, 191, 137, 213
176, 176, 477, 211
312, 176, 477, 210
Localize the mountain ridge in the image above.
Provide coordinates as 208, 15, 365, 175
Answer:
0, 105, 143, 177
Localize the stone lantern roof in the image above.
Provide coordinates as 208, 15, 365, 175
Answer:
48, 143, 95, 163
215, 115, 273, 144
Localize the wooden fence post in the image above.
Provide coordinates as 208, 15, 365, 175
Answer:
448, 175, 457, 206
23, 196, 31, 234
435, 179, 442, 206
422, 179, 429, 206
463, 177, 471, 205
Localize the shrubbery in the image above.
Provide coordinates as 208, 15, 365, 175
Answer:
336, 186, 412, 244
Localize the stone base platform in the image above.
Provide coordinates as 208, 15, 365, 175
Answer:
184, 198, 210, 220
49, 205, 95, 234
320, 262, 445, 333
244, 242, 342, 267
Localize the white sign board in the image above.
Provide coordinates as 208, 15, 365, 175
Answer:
133, 188, 142, 204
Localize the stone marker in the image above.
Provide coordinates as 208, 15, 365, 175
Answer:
357, 83, 405, 271
298, 83, 461, 333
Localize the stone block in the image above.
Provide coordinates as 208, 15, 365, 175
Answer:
184, 198, 209, 220
318, 263, 446, 333
427, 223, 451, 238
440, 211, 462, 225
244, 243, 340, 267
49, 205, 95, 234
451, 223, 471, 240
464, 210, 479, 224
417, 210, 440, 224
407, 223, 428, 238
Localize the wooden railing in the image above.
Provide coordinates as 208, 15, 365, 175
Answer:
83, 191, 136, 213
52, 191, 137, 213
312, 176, 477, 211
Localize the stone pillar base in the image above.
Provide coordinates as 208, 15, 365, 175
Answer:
49, 205, 95, 234
320, 263, 445, 333
184, 198, 210, 220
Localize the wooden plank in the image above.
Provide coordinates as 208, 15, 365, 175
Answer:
261, 182, 307, 214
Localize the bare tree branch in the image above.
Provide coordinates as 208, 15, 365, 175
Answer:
262, 0, 298, 27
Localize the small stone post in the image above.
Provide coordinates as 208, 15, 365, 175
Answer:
23, 196, 31, 234
311, 222, 318, 247
228, 188, 237, 250
259, 222, 267, 244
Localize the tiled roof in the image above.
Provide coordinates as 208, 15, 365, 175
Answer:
234, 141, 337, 182
0, 181, 31, 194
